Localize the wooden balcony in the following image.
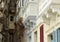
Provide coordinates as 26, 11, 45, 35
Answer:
8, 6, 16, 14
8, 0, 16, 15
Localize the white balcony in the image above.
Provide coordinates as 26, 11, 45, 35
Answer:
24, 16, 37, 29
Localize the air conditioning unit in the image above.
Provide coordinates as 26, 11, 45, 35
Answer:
9, 21, 15, 29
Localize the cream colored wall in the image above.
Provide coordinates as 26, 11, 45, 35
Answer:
44, 6, 60, 42
39, 0, 52, 16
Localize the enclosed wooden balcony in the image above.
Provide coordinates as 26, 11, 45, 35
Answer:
8, 7, 16, 14
8, 0, 16, 14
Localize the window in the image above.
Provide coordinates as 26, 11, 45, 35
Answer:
34, 31, 37, 42
48, 33, 53, 42
10, 16, 14, 21
29, 36, 31, 42
51, 34, 53, 40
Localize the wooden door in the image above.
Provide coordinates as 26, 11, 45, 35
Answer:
40, 25, 44, 42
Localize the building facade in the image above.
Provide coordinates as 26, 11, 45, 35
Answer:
43, 0, 60, 42
16, 0, 60, 42
0, 0, 60, 42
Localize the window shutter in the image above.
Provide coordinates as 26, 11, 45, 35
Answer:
53, 30, 58, 42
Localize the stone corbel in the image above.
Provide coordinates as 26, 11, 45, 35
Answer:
42, 14, 50, 25
47, 8, 57, 21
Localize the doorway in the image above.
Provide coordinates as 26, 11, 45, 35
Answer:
40, 25, 44, 42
